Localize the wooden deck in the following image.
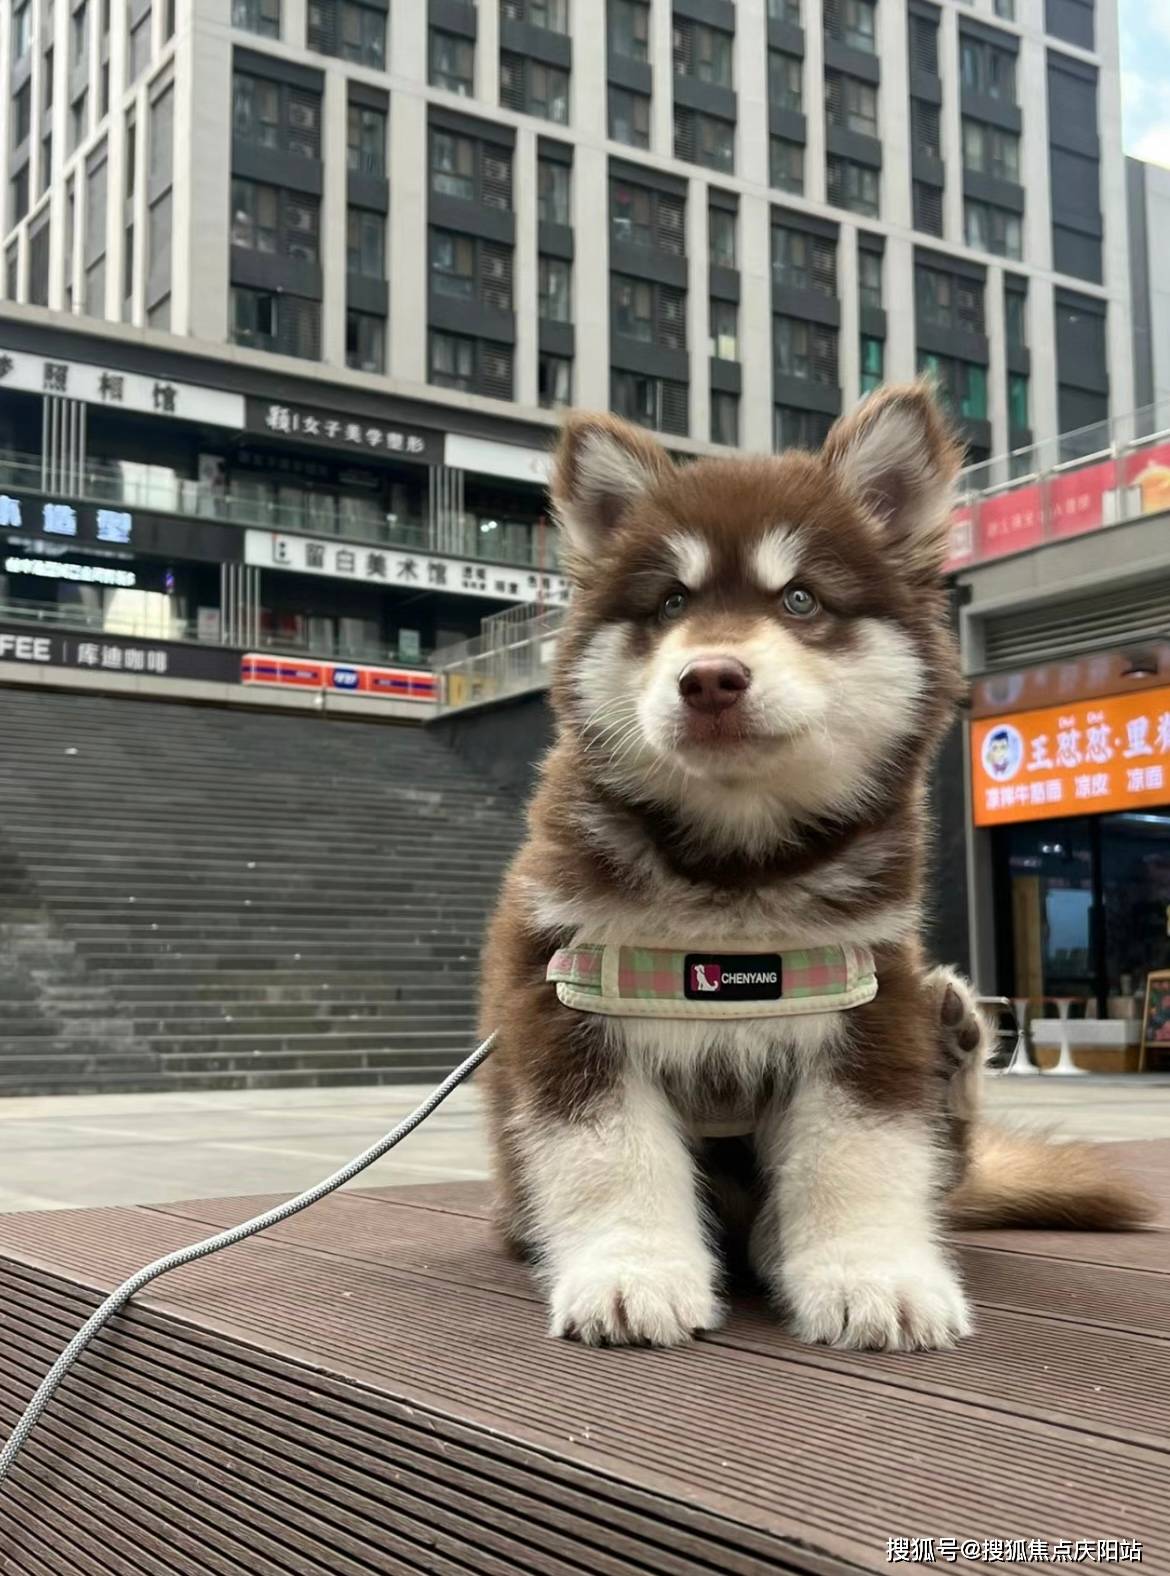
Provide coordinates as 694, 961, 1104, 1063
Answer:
0, 1140, 1168, 1575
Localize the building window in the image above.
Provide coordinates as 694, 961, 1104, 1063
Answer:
1005, 288, 1027, 348
962, 119, 1020, 182
610, 370, 688, 436
994, 0, 1014, 17
539, 352, 572, 408
673, 107, 734, 174
231, 286, 320, 359
431, 328, 474, 387
709, 298, 738, 361
431, 230, 474, 298
40, 132, 52, 193
232, 0, 280, 36
916, 266, 984, 334
772, 223, 836, 295
13, 0, 31, 57
774, 315, 838, 385
10, 168, 29, 227
913, 180, 943, 236
122, 220, 134, 307
231, 179, 320, 262
431, 229, 513, 312
770, 137, 803, 194
768, 0, 800, 21
918, 351, 987, 421
430, 128, 512, 209
503, 0, 569, 31
431, 130, 475, 201
430, 331, 513, 399
769, 51, 802, 114
608, 86, 650, 149
1008, 371, 1029, 431
710, 391, 739, 446
860, 334, 884, 394
69, 93, 87, 154
673, 17, 733, 88
609, 178, 685, 255
347, 207, 384, 277
538, 156, 571, 225
13, 83, 31, 147
430, 29, 474, 95
129, 7, 151, 79
234, 73, 321, 160
539, 254, 571, 321
609, 0, 649, 62
959, 37, 1016, 104
827, 155, 879, 216
826, 72, 878, 138
347, 103, 385, 176
825, 0, 876, 54
964, 198, 1022, 259
911, 99, 941, 160
774, 406, 833, 450
709, 204, 735, 269
29, 222, 49, 307
71, 3, 88, 66
613, 275, 686, 350
909, 12, 938, 75
346, 309, 384, 372
500, 54, 569, 123
307, 0, 385, 69
858, 247, 882, 309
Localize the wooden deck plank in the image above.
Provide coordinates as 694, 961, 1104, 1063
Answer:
0, 1141, 1167, 1574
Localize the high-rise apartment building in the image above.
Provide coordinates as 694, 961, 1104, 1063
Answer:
0, 0, 1137, 683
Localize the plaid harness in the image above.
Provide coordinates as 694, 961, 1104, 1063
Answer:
547, 942, 878, 1021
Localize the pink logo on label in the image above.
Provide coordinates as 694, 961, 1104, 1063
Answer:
690, 962, 722, 993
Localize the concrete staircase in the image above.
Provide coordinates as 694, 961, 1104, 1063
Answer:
0, 689, 523, 1095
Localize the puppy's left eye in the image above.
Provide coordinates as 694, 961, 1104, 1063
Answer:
661, 591, 689, 620
782, 585, 819, 618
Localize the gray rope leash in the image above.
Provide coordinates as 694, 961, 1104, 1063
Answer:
0, 1031, 496, 1488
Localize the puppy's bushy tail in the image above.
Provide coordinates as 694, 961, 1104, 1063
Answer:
945, 1126, 1158, 1232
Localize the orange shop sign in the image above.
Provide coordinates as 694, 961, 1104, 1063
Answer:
971, 685, 1170, 826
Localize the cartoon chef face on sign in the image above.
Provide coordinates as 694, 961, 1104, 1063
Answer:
983, 724, 1024, 782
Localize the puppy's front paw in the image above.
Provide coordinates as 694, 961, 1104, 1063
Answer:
549, 1243, 723, 1348
781, 1240, 972, 1352
927, 964, 989, 1073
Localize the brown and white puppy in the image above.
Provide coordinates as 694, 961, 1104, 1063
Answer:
480, 384, 1151, 1353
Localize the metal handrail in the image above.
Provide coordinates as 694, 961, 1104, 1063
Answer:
0, 450, 560, 573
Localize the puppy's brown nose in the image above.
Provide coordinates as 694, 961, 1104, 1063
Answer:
678, 658, 751, 714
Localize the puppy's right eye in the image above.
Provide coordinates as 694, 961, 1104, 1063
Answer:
661, 591, 688, 620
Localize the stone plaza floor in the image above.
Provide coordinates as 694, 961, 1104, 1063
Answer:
0, 1073, 1168, 1213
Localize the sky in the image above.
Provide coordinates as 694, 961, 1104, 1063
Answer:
1119, 2, 1170, 165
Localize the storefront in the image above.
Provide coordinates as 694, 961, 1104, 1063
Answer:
0, 323, 567, 679
970, 654, 1170, 1068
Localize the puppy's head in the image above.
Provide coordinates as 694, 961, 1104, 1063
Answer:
550, 385, 964, 824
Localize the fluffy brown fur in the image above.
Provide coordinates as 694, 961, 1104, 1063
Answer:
480, 385, 1152, 1352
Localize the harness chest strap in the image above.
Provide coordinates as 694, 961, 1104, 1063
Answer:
546, 942, 878, 1020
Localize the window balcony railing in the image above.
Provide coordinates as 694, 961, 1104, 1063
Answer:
0, 450, 561, 573
946, 400, 1170, 573
0, 596, 434, 671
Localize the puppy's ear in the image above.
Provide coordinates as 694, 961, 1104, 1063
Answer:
552, 412, 672, 570
821, 382, 964, 580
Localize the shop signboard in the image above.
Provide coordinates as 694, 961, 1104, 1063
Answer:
1047, 458, 1118, 541
943, 504, 976, 573
1122, 439, 1170, 519
971, 683, 1170, 827
0, 490, 243, 564
240, 653, 437, 702
243, 529, 571, 605
976, 483, 1044, 561
245, 400, 442, 465
0, 347, 244, 428
0, 622, 241, 682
